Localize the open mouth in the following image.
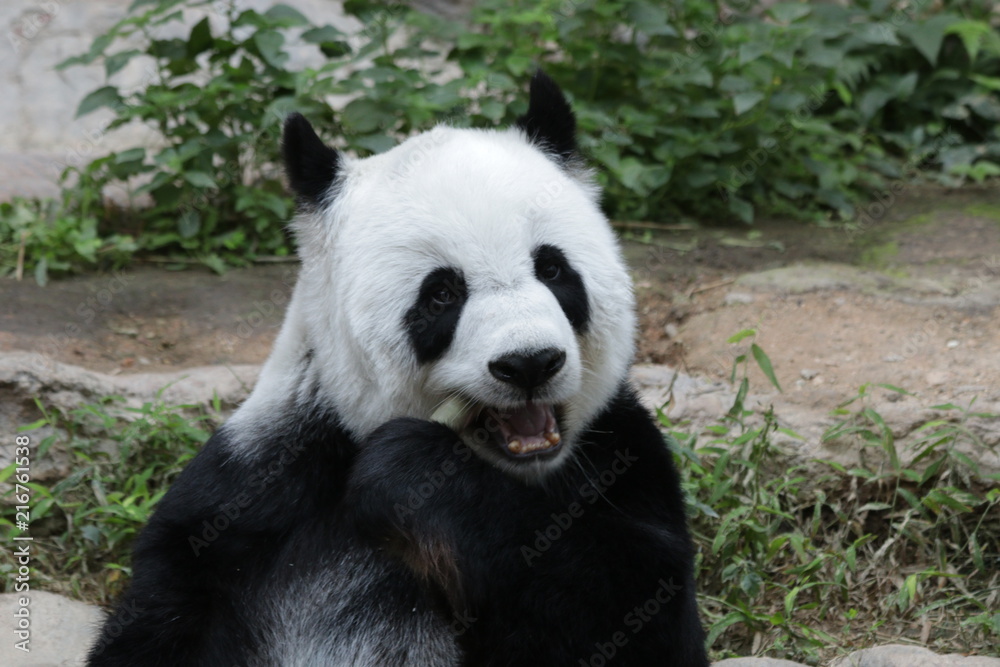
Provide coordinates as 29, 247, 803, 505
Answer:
431, 399, 563, 459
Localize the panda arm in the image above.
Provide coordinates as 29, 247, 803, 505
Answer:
86, 434, 257, 665
345, 392, 708, 666
88, 420, 351, 666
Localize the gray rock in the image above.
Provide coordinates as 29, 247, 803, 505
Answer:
725, 291, 756, 305
736, 262, 886, 294
713, 658, 808, 667
0, 351, 258, 482
0, 591, 103, 666
799, 368, 819, 380
831, 644, 1000, 667
632, 364, 734, 427
631, 363, 1000, 479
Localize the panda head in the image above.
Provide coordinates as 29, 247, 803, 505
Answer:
277, 72, 635, 480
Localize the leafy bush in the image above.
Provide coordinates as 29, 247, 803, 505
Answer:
440, 0, 1000, 223
0, 198, 135, 285
56, 0, 344, 271
4, 0, 998, 277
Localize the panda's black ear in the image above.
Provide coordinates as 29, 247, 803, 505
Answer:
282, 113, 341, 206
515, 70, 577, 164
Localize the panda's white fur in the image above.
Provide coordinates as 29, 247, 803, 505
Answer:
229, 124, 635, 478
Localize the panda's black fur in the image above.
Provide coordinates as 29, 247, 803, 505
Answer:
87, 72, 708, 667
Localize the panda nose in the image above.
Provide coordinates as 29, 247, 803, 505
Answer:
489, 348, 566, 390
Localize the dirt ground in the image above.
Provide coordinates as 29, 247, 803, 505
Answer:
2, 187, 999, 420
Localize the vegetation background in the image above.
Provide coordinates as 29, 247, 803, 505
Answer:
1, 0, 998, 664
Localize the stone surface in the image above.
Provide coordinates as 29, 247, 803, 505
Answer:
831, 645, 1000, 667
0, 0, 354, 166
0, 591, 103, 666
0, 351, 258, 481
714, 659, 808, 667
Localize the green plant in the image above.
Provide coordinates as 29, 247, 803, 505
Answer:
0, 198, 136, 284
28, 0, 999, 276
658, 349, 999, 662
0, 394, 214, 602
442, 0, 1000, 223
57, 0, 346, 269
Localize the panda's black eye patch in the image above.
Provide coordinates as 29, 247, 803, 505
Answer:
533, 244, 589, 334
405, 267, 468, 364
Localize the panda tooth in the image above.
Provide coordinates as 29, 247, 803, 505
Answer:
507, 439, 523, 454
545, 432, 561, 446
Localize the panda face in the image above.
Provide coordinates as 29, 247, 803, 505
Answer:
254, 73, 636, 480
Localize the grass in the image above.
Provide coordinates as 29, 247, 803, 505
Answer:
0, 393, 215, 604
1, 350, 998, 663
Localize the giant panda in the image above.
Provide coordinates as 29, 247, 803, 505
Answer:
86, 71, 708, 667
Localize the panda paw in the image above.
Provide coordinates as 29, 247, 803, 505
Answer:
346, 417, 476, 536
345, 418, 474, 598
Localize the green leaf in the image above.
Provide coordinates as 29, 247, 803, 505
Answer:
733, 91, 765, 116
34, 256, 48, 287
264, 4, 310, 26
900, 14, 956, 66
768, 3, 811, 24
105, 50, 142, 78
751, 343, 782, 391
738, 42, 768, 66
302, 26, 350, 57
187, 17, 213, 58
253, 30, 287, 68
178, 209, 201, 238
341, 98, 395, 134
76, 86, 122, 118
626, 1, 677, 36
946, 20, 992, 62
728, 195, 754, 224
302, 25, 345, 43
183, 171, 217, 189
727, 329, 756, 344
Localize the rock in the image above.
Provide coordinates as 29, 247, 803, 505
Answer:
0, 591, 103, 666
713, 659, 808, 667
831, 644, 1000, 667
664, 323, 680, 338
882, 354, 903, 363
799, 368, 819, 380
736, 262, 885, 294
724, 291, 756, 305
0, 351, 258, 482
630, 363, 1000, 479
632, 364, 734, 426
925, 370, 949, 387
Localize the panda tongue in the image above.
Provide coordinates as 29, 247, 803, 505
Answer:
507, 402, 548, 434
500, 403, 560, 456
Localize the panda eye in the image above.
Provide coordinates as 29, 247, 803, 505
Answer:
430, 286, 457, 306
539, 261, 561, 281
